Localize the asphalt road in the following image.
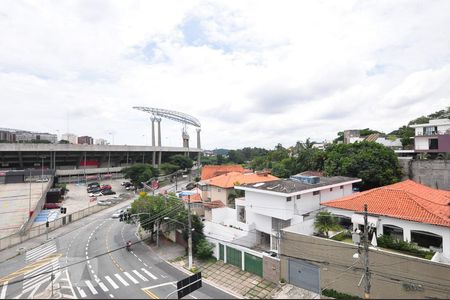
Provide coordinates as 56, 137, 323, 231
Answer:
0, 180, 235, 299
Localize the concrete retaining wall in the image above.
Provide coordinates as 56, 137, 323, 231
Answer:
398, 159, 450, 190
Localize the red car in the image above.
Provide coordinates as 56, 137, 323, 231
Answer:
43, 203, 61, 209
101, 185, 112, 190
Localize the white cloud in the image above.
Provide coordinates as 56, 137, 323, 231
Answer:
1, 0, 450, 149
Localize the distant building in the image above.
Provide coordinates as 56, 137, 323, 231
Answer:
78, 136, 94, 145
0, 130, 16, 142
61, 133, 78, 144
410, 119, 450, 153
0, 128, 56, 143
95, 138, 109, 145
343, 130, 360, 144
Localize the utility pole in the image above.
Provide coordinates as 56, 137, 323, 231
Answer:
363, 204, 371, 299
29, 169, 32, 220
187, 194, 193, 270
156, 218, 160, 247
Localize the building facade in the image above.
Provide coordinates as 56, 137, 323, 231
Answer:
411, 119, 450, 153
78, 136, 94, 145
61, 133, 78, 144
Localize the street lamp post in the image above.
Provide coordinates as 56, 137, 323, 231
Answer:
28, 169, 32, 220
46, 210, 58, 240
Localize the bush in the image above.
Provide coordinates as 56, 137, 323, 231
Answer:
195, 239, 214, 260
322, 289, 360, 299
377, 234, 434, 259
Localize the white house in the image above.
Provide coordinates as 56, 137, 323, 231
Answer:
410, 118, 450, 153
213, 174, 362, 251
322, 180, 450, 262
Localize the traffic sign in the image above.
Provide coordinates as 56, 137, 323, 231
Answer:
177, 272, 202, 299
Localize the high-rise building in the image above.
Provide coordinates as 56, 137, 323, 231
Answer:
78, 136, 94, 145
0, 128, 56, 143
0, 129, 16, 142
61, 133, 78, 144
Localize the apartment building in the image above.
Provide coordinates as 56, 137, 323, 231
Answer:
410, 119, 450, 153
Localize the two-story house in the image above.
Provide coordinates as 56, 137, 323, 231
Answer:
410, 118, 450, 153
231, 174, 361, 251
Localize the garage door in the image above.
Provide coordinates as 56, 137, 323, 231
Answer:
244, 253, 262, 277
288, 258, 320, 293
226, 246, 242, 268
219, 244, 224, 261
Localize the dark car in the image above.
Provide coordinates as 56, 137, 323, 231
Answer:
185, 182, 196, 190
102, 189, 116, 195
88, 187, 102, 193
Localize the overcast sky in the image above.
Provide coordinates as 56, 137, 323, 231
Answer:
1, 1, 450, 150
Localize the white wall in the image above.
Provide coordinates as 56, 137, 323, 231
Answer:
245, 190, 292, 220
211, 207, 235, 224
247, 210, 272, 234
283, 218, 315, 235
415, 137, 430, 150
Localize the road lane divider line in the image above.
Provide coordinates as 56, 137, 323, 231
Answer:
76, 287, 87, 298
142, 282, 177, 290
114, 274, 129, 286
141, 268, 157, 280
105, 276, 119, 289
124, 272, 139, 284
142, 288, 159, 299
132, 270, 148, 282
109, 293, 114, 298
0, 253, 62, 284
85, 280, 98, 295
0, 281, 8, 299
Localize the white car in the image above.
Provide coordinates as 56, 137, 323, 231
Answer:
97, 199, 112, 206
112, 209, 125, 218
89, 192, 103, 197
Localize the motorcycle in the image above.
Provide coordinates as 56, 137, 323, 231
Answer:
126, 241, 131, 252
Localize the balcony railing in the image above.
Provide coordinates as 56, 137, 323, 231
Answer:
415, 131, 449, 136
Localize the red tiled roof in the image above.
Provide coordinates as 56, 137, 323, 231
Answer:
203, 200, 225, 209
323, 180, 450, 227
200, 165, 249, 180
181, 193, 202, 203
206, 171, 279, 188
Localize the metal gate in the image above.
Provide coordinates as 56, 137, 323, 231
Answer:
288, 258, 320, 293
219, 244, 224, 261
244, 253, 262, 277
226, 246, 242, 268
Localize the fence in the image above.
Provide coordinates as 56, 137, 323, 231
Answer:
0, 204, 110, 251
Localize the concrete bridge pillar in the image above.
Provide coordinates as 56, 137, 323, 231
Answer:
157, 118, 162, 166
151, 116, 156, 167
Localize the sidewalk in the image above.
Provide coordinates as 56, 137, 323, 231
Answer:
149, 238, 278, 299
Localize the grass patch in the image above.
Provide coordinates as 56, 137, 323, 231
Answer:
322, 289, 360, 299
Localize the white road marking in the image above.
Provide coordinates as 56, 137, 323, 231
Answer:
123, 272, 139, 284
85, 280, 98, 295
24, 263, 53, 278
143, 282, 177, 289
143, 263, 149, 267
109, 293, 114, 298
98, 282, 109, 292
90, 270, 95, 274
26, 245, 57, 261
105, 276, 119, 289
141, 268, 157, 280
190, 295, 198, 299
114, 274, 129, 286
132, 270, 148, 282
0, 282, 8, 299
88, 265, 92, 269
77, 287, 87, 298
85, 255, 89, 259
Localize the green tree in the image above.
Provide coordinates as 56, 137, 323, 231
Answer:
169, 155, 193, 169
195, 239, 214, 259
314, 211, 341, 238
271, 162, 290, 178
216, 154, 225, 165
250, 156, 267, 171
159, 163, 180, 175
228, 150, 246, 164
323, 141, 402, 190
122, 164, 159, 187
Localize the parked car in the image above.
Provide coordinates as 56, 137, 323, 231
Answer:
102, 189, 116, 196
112, 209, 125, 218
125, 185, 136, 191
43, 203, 61, 209
101, 185, 112, 190
97, 199, 112, 206
185, 182, 196, 190
87, 186, 101, 193
121, 181, 131, 186
89, 192, 103, 197
88, 182, 100, 188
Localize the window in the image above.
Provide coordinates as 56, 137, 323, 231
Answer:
287, 197, 292, 202
313, 191, 320, 196
329, 188, 333, 192
429, 138, 438, 150
296, 195, 301, 199
217, 188, 221, 192
340, 185, 344, 189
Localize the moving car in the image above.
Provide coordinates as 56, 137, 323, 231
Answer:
112, 209, 125, 218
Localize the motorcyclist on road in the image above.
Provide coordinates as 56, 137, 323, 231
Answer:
126, 240, 131, 251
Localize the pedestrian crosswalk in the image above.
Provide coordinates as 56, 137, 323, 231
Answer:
76, 269, 158, 298
22, 241, 60, 297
